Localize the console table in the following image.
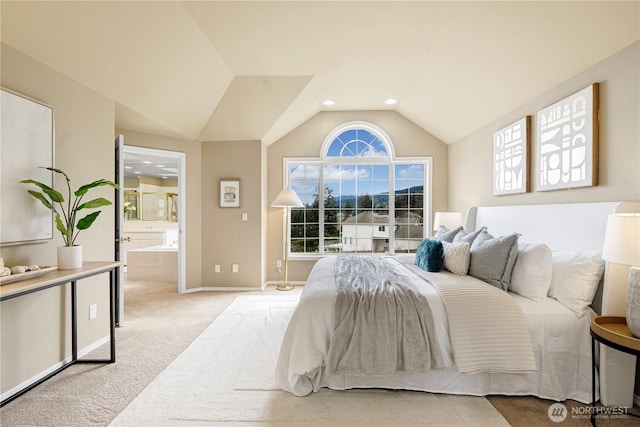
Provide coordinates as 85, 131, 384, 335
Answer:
0, 261, 120, 407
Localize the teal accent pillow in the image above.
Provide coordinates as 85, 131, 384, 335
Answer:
415, 239, 444, 272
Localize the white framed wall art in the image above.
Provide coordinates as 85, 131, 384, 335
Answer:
493, 116, 530, 196
1, 87, 54, 245
536, 83, 599, 191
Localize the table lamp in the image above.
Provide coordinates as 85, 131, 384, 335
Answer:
433, 212, 462, 234
602, 213, 640, 336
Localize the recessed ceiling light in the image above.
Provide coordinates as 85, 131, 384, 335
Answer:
384, 98, 397, 105
134, 171, 141, 174
322, 100, 335, 106
157, 164, 165, 168
143, 161, 152, 164
125, 166, 132, 169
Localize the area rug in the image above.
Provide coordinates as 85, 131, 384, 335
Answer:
109, 294, 509, 426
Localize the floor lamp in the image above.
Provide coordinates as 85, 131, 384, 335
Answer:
272, 188, 303, 291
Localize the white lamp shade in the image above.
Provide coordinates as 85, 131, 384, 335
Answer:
271, 188, 303, 208
602, 213, 640, 266
433, 212, 462, 231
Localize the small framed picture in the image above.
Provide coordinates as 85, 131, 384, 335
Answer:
220, 180, 240, 208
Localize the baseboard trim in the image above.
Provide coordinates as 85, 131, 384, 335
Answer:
184, 286, 263, 293
184, 281, 307, 293
1, 334, 110, 402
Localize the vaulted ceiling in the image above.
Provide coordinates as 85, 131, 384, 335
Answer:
2, 1, 638, 145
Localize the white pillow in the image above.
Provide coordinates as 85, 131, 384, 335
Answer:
548, 251, 605, 317
441, 241, 470, 275
510, 243, 553, 301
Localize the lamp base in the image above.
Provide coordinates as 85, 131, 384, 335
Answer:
627, 267, 640, 338
276, 283, 295, 291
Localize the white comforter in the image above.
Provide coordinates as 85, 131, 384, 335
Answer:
275, 255, 596, 403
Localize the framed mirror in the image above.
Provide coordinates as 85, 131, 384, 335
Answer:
142, 192, 168, 221
124, 190, 139, 220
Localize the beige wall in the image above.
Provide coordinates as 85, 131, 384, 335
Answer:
1, 44, 115, 394
115, 129, 203, 290
266, 110, 449, 283
449, 41, 640, 220
201, 140, 264, 288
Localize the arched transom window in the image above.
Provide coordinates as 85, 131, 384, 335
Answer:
285, 121, 431, 256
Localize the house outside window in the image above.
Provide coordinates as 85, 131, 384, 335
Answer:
285, 121, 431, 256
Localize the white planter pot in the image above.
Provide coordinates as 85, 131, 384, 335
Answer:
57, 245, 82, 270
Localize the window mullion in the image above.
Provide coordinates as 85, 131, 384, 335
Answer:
319, 165, 325, 254
389, 163, 396, 255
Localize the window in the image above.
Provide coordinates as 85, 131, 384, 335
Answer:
286, 121, 431, 256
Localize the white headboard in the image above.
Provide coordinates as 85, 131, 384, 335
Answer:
466, 202, 639, 252
466, 202, 640, 315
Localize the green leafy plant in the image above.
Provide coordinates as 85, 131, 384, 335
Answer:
20, 167, 120, 246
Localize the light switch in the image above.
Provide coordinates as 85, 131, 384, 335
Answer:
242, 212, 248, 221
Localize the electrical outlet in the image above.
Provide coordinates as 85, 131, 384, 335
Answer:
215, 264, 220, 273
276, 260, 282, 269
89, 304, 97, 320
232, 263, 239, 273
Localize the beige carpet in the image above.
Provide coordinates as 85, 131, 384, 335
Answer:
109, 293, 508, 427
0, 279, 239, 426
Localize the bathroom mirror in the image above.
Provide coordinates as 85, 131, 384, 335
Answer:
142, 192, 168, 221
124, 190, 139, 220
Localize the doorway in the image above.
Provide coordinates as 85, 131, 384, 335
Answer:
121, 145, 186, 295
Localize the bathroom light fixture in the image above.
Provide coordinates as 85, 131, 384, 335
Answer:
271, 188, 303, 291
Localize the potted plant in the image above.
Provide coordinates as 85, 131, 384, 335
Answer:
21, 167, 119, 269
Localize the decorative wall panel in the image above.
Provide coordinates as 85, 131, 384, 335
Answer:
1, 88, 54, 245
493, 116, 530, 195
536, 84, 599, 191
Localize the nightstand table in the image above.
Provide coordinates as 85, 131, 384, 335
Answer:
590, 316, 640, 426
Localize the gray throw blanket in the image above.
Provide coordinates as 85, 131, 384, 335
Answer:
327, 255, 444, 375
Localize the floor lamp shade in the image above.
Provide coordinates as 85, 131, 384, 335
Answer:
271, 189, 303, 208
602, 213, 640, 337
271, 189, 303, 291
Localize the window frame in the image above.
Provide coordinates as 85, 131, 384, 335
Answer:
283, 122, 432, 259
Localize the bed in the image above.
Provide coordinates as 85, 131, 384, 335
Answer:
275, 202, 636, 403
